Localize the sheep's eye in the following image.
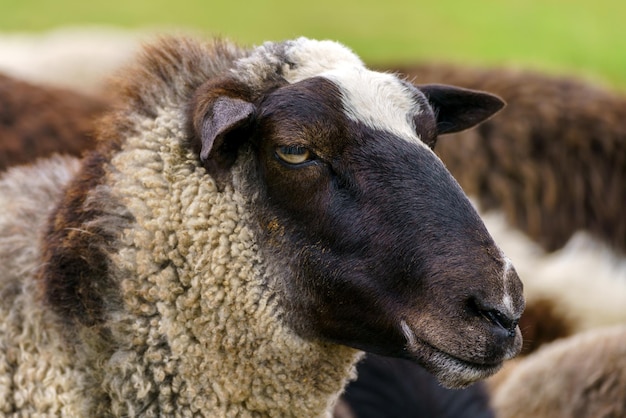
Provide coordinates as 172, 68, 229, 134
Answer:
275, 145, 311, 165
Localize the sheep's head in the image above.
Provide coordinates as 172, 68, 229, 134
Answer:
189, 38, 524, 388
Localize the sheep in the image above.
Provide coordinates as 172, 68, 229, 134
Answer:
0, 73, 108, 171
490, 325, 626, 418
3, 38, 624, 417
0, 73, 498, 418
3, 57, 623, 418
0, 71, 499, 418
0, 36, 523, 416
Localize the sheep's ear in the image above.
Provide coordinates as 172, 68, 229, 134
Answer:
199, 96, 256, 164
420, 84, 505, 135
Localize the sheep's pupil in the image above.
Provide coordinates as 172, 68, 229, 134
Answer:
276, 146, 310, 164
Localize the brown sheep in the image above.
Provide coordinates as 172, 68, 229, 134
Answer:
0, 73, 108, 170
3, 56, 623, 418
0, 36, 520, 416
0, 70, 501, 418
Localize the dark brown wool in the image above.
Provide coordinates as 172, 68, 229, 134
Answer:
0, 73, 108, 171
385, 63, 626, 254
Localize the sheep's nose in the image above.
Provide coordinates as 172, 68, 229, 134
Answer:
471, 299, 520, 338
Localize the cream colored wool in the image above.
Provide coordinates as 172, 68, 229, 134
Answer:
91, 105, 360, 416
0, 156, 83, 416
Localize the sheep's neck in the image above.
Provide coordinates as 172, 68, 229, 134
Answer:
88, 115, 361, 416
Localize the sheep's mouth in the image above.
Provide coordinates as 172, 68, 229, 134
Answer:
400, 321, 503, 388
423, 345, 504, 388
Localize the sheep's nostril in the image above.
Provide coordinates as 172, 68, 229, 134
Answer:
481, 308, 518, 338
468, 297, 520, 338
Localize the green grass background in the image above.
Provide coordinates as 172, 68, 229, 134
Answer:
2, 0, 625, 88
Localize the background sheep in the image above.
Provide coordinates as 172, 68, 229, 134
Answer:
0, 73, 108, 171
491, 325, 626, 418
0, 36, 520, 416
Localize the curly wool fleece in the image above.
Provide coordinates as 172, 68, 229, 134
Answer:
0, 156, 84, 416
0, 38, 361, 417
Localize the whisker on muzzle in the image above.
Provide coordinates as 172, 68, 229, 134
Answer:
400, 320, 417, 349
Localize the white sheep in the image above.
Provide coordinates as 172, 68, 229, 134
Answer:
0, 36, 521, 417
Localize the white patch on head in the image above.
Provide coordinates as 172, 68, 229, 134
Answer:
234, 37, 426, 145
232, 37, 362, 91
283, 38, 425, 143
323, 67, 425, 141
280, 37, 364, 83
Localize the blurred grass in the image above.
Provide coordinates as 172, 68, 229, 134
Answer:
1, 0, 625, 88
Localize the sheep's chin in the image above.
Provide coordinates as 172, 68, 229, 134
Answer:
421, 348, 504, 389
400, 322, 503, 388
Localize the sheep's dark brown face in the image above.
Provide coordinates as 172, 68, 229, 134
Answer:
191, 68, 524, 388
